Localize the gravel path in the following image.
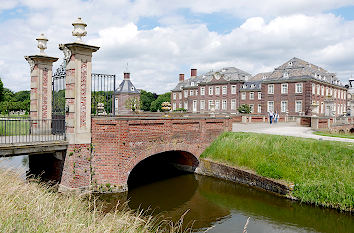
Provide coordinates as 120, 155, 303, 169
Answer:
232, 122, 354, 143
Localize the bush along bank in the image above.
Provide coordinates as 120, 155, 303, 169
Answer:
200, 132, 354, 212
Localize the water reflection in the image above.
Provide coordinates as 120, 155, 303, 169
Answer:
98, 174, 353, 233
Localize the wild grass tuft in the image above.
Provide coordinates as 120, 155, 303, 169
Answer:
0, 169, 190, 233
201, 132, 354, 211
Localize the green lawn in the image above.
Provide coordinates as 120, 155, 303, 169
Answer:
201, 132, 354, 211
313, 131, 354, 139
0, 119, 31, 136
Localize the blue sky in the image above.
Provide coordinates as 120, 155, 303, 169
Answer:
0, 0, 354, 93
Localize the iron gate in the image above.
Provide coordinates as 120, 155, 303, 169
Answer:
91, 73, 116, 116
52, 62, 66, 134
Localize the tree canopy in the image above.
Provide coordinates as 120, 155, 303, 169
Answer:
150, 92, 171, 112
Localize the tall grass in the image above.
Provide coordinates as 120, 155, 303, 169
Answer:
0, 169, 188, 232
313, 130, 354, 139
201, 132, 354, 211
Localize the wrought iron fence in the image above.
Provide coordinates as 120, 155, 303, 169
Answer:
0, 117, 65, 144
91, 73, 116, 116
52, 61, 66, 134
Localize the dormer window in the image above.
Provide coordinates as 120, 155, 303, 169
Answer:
288, 62, 293, 67
242, 84, 247, 89
251, 84, 255, 88
262, 76, 267, 80
283, 72, 289, 78
131, 87, 135, 91
191, 82, 195, 86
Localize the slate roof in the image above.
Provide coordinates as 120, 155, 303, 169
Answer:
172, 67, 251, 91
115, 79, 140, 94
240, 81, 262, 91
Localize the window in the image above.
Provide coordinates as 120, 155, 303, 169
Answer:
173, 93, 176, 100
249, 92, 254, 100
222, 100, 227, 110
200, 87, 205, 95
178, 92, 182, 99
208, 86, 213, 95
241, 92, 246, 100
295, 100, 302, 112
325, 87, 328, 96
184, 90, 188, 98
317, 84, 320, 95
258, 92, 262, 100
200, 100, 205, 110
184, 101, 188, 110
281, 101, 288, 112
231, 85, 236, 94
192, 100, 197, 112
179, 103, 182, 108
190, 90, 194, 96
267, 101, 274, 112
312, 84, 315, 95
231, 99, 236, 110
268, 84, 274, 94
329, 88, 333, 96
208, 100, 213, 110
173, 103, 176, 110
249, 104, 254, 113
215, 100, 220, 110
283, 72, 289, 78
321, 102, 324, 113
281, 83, 288, 94
321, 86, 324, 96
258, 104, 262, 113
334, 89, 337, 99
295, 83, 303, 93
222, 86, 227, 95
191, 82, 195, 86
195, 90, 198, 96
215, 86, 220, 95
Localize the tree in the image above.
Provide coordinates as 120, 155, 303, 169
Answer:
150, 92, 171, 112
140, 90, 157, 111
125, 96, 141, 112
0, 78, 4, 102
238, 104, 251, 114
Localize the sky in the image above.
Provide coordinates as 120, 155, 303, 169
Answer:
0, 0, 354, 94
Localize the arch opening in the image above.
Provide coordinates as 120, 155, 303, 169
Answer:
127, 150, 199, 189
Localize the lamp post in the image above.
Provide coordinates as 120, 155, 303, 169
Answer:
36, 33, 48, 55
72, 17, 87, 42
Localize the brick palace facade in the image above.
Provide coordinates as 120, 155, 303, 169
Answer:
171, 57, 348, 117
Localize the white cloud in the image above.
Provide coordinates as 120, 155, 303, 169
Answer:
0, 1, 353, 94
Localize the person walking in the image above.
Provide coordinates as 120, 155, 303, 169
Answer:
269, 110, 273, 124
274, 111, 279, 123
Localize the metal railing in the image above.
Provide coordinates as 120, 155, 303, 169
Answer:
0, 117, 65, 144
91, 73, 116, 116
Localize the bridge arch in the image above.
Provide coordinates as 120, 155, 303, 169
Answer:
127, 149, 199, 189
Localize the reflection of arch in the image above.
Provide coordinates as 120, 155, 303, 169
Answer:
127, 150, 199, 189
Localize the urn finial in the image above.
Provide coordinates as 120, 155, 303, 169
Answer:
72, 17, 87, 42
36, 33, 48, 55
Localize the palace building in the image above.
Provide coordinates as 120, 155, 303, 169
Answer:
171, 58, 348, 117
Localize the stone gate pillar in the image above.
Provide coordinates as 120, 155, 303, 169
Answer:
25, 34, 58, 134
58, 18, 100, 192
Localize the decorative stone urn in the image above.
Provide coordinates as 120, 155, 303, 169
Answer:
97, 103, 106, 115
161, 102, 171, 116
36, 33, 48, 55
72, 17, 87, 42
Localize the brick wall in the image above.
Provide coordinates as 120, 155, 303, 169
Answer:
89, 116, 231, 192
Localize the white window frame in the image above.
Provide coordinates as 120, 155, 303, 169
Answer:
281, 101, 288, 113
312, 83, 315, 95
317, 84, 320, 95
173, 93, 176, 100
258, 92, 261, 100
281, 83, 288, 94
184, 101, 188, 110
215, 86, 220, 95
178, 92, 182, 99
208, 86, 213, 96
295, 100, 302, 112
321, 86, 324, 96
257, 104, 262, 113
222, 99, 227, 110
268, 84, 274, 94
173, 103, 176, 110
241, 92, 246, 100
231, 85, 236, 94
200, 87, 205, 96
249, 104, 254, 113
179, 103, 182, 108
295, 83, 303, 94
249, 92, 254, 100
222, 86, 227, 95
267, 101, 274, 112
190, 90, 194, 96
208, 100, 213, 110
215, 100, 220, 110
231, 99, 236, 110
184, 90, 188, 98
200, 100, 205, 110
192, 100, 197, 112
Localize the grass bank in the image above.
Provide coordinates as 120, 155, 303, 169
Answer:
0, 169, 185, 232
201, 132, 354, 211
313, 130, 354, 139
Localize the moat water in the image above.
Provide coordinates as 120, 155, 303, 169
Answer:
1, 155, 353, 233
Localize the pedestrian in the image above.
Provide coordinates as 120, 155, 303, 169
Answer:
269, 110, 273, 124
274, 111, 279, 123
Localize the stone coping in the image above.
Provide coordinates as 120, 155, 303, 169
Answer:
92, 115, 231, 121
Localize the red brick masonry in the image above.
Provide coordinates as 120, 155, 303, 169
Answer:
60, 116, 231, 192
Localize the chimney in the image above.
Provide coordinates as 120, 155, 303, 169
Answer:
191, 68, 197, 78
124, 72, 130, 80
179, 74, 184, 82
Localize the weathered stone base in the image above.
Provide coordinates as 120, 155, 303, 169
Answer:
195, 158, 295, 197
